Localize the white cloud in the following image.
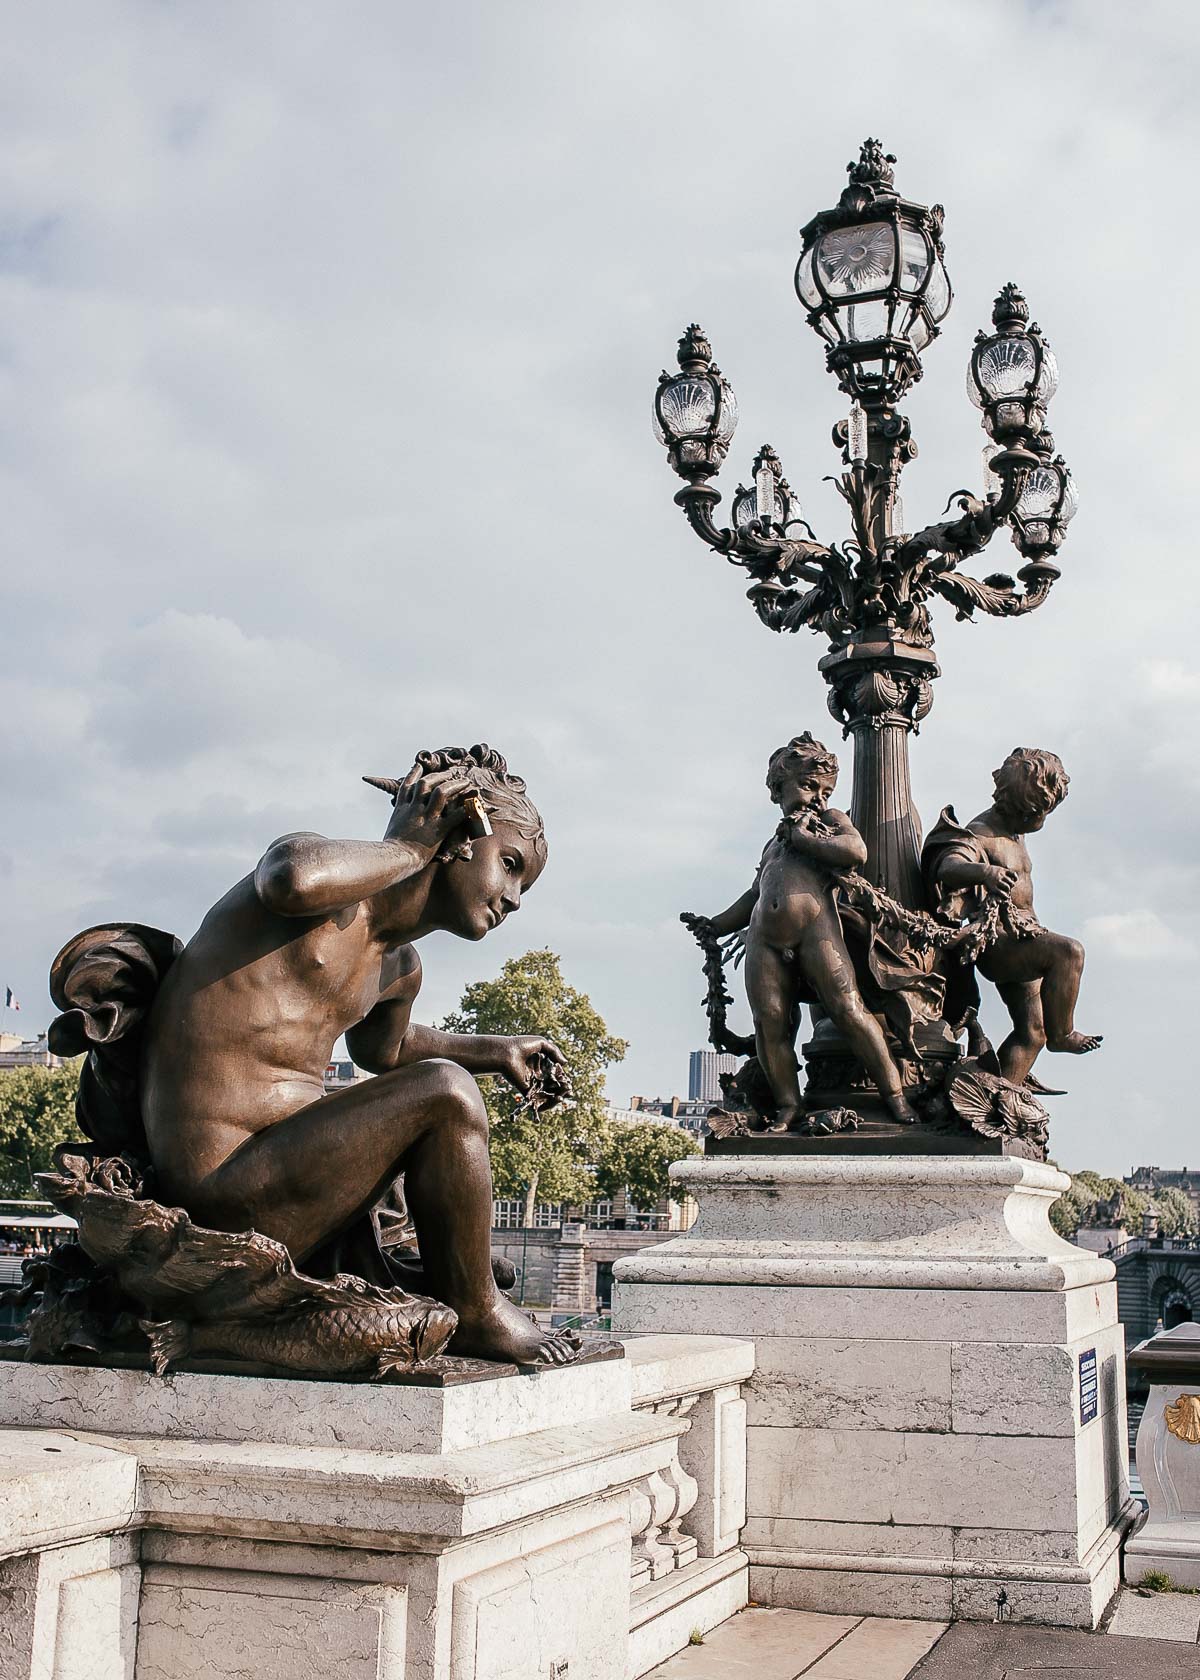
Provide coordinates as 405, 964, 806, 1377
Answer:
1144, 660, 1200, 701
3, 0, 1199, 1175
1083, 911, 1196, 964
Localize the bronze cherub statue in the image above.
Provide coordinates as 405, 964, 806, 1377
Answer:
923, 747, 1102, 1086
684, 733, 918, 1132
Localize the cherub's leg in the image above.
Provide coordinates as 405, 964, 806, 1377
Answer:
801, 913, 917, 1124
982, 933, 1101, 1075
744, 939, 803, 1126
993, 979, 1046, 1086
189, 1060, 577, 1365
1040, 935, 1101, 1056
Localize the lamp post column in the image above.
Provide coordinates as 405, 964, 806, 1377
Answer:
819, 404, 935, 909
820, 637, 936, 909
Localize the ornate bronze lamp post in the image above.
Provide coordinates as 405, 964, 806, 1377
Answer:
652, 140, 1077, 912
653, 139, 1084, 1143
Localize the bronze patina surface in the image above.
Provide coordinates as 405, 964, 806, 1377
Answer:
15, 745, 597, 1379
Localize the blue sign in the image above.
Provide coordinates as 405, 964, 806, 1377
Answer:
1079, 1347, 1098, 1425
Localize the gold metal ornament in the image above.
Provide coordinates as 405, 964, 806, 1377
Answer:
1165, 1394, 1200, 1444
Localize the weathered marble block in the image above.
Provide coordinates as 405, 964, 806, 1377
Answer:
0, 1334, 753, 1680
1125, 1320, 1200, 1590
612, 1155, 1137, 1629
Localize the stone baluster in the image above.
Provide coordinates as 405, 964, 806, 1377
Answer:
654, 1395, 700, 1569
629, 1461, 682, 1582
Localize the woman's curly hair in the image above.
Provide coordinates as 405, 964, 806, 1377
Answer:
364, 743, 546, 863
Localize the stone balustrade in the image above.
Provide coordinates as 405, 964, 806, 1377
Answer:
623, 1335, 753, 1676
0, 1333, 754, 1680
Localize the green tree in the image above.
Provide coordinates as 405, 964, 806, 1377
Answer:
1047, 1167, 1182, 1241
441, 949, 628, 1226
596, 1120, 700, 1214
0, 1064, 81, 1198
1048, 1170, 1143, 1239
1152, 1186, 1199, 1239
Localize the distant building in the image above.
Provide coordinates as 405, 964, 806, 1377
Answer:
629, 1094, 712, 1139
324, 1059, 372, 1093
0, 1034, 65, 1071
603, 1104, 649, 1128
1125, 1167, 1200, 1219
688, 1050, 739, 1105
488, 1094, 703, 1317
489, 1191, 696, 1321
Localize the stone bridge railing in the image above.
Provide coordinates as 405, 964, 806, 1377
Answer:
0, 1333, 755, 1680
625, 1335, 754, 1677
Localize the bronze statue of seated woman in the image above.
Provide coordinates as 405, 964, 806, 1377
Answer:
28, 745, 584, 1378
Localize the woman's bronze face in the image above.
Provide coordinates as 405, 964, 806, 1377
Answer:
434, 818, 546, 940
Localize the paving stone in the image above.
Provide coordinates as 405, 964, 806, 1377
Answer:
909, 1621, 1200, 1678
1108, 1588, 1200, 1642
803, 1615, 946, 1678
641, 1606, 858, 1677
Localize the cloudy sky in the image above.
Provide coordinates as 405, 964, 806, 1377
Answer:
3, 1, 1197, 1176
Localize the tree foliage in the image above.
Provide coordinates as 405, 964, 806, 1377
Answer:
596, 1120, 699, 1212
1152, 1186, 1199, 1238
0, 1064, 81, 1198
1048, 1168, 1199, 1240
441, 949, 628, 1221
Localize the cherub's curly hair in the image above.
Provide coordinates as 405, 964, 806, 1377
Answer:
364, 744, 546, 863
766, 732, 839, 805
992, 747, 1070, 818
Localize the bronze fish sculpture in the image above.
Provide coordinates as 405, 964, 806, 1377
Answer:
28, 1153, 458, 1379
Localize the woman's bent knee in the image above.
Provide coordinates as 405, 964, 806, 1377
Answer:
424, 1059, 488, 1131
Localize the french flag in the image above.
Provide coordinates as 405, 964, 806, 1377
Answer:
4, 988, 18, 1011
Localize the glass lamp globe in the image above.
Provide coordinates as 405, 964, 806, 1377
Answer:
730, 445, 791, 533
652, 324, 738, 481
732, 478, 789, 532
1011, 456, 1078, 561
795, 139, 951, 406
968, 284, 1058, 443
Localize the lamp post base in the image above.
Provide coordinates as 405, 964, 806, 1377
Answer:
613, 1155, 1136, 1627
705, 1126, 1040, 1160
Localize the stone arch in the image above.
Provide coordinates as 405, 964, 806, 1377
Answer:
1151, 1271, 1195, 1331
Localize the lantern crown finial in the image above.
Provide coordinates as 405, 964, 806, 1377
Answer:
677, 323, 712, 369
844, 138, 897, 198
992, 283, 1030, 330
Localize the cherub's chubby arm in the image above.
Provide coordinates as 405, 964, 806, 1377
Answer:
783, 806, 868, 873
935, 844, 1018, 900
255, 769, 469, 917
684, 849, 767, 940
707, 887, 760, 938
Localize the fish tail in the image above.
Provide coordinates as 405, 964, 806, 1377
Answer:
141, 1317, 190, 1376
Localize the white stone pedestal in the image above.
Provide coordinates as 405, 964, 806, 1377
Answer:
1125, 1320, 1200, 1589
0, 1335, 753, 1680
612, 1156, 1137, 1628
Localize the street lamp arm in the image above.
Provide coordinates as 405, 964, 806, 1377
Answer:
758, 532, 838, 587
747, 577, 834, 634
928, 564, 1057, 622
894, 486, 1008, 571
673, 482, 841, 594
672, 484, 737, 553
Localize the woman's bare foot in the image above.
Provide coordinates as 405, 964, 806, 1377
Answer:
448, 1292, 582, 1367
1047, 1031, 1103, 1055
